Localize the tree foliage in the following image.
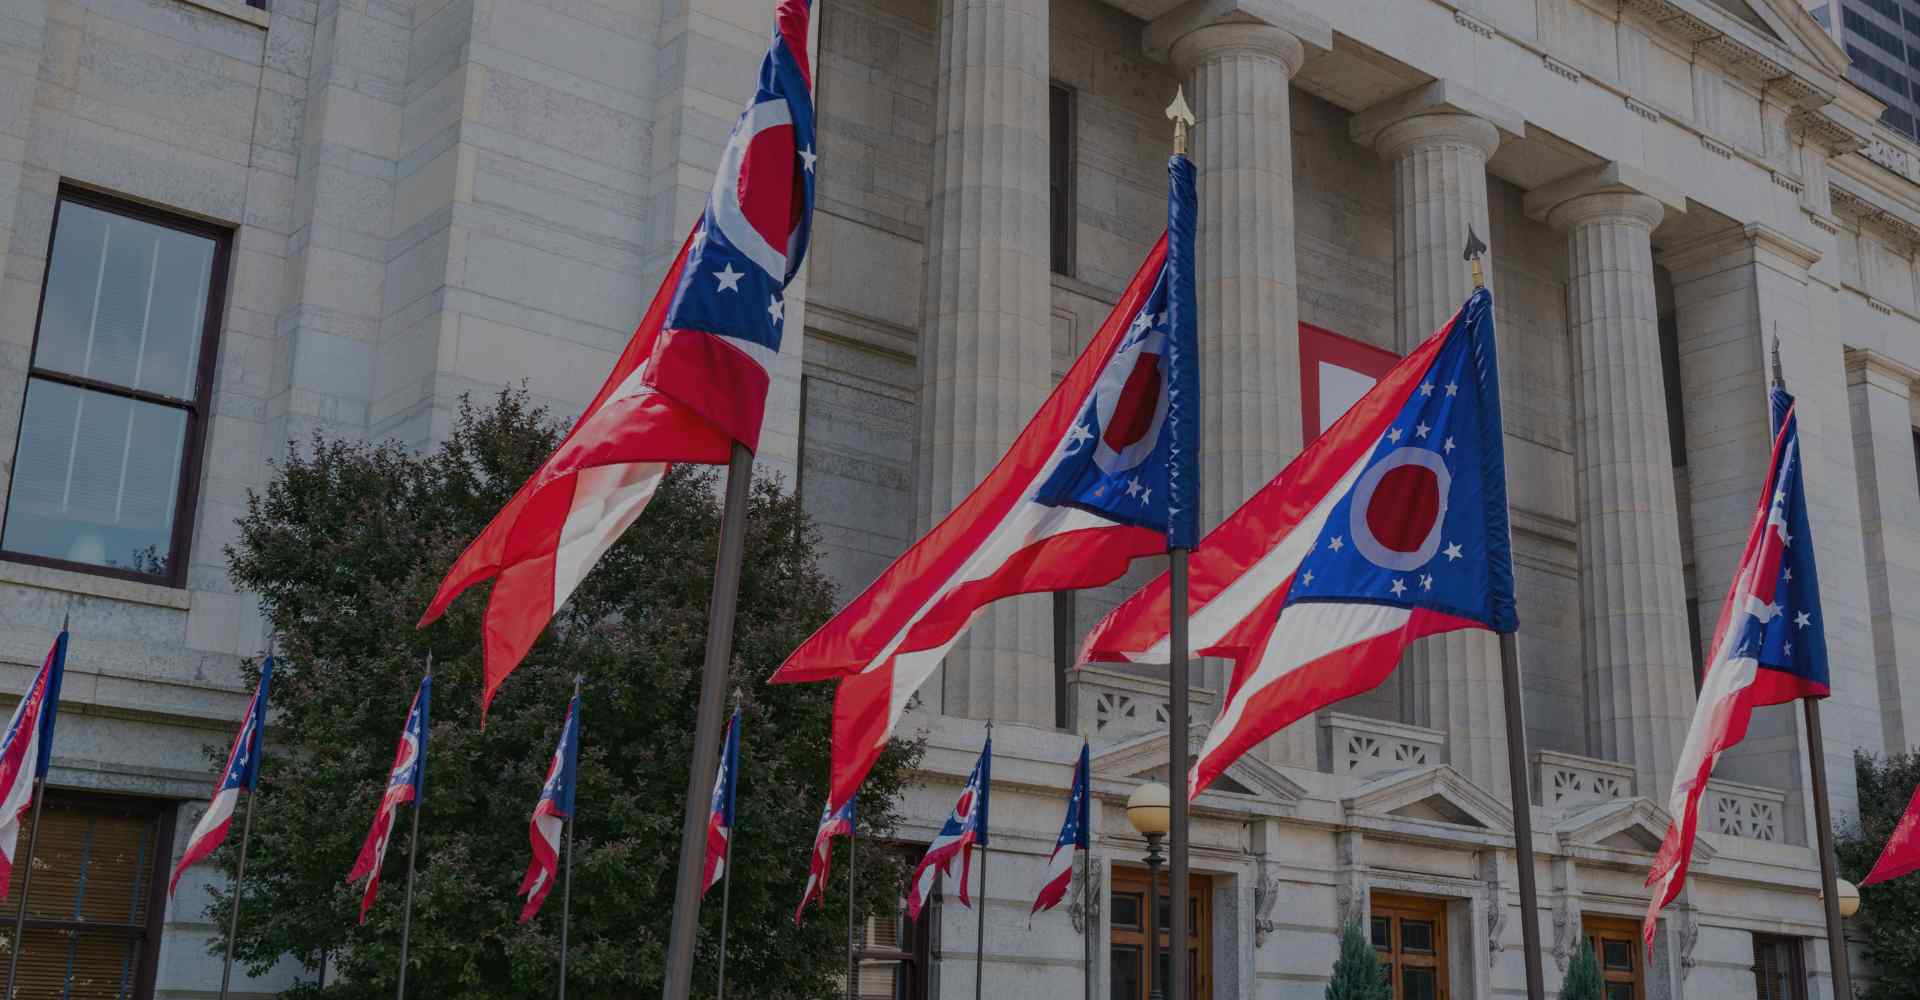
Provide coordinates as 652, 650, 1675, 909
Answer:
1838, 750, 1920, 999
1557, 941, 1601, 1000
1325, 920, 1391, 1000
210, 388, 920, 998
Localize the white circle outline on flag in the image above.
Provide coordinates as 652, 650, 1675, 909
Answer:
1349, 446, 1451, 572
1090, 322, 1170, 476
707, 98, 794, 282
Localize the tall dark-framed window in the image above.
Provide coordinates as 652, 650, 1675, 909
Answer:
0, 792, 176, 999
2, 187, 229, 587
1752, 934, 1807, 1000
848, 846, 933, 1000
1049, 83, 1074, 276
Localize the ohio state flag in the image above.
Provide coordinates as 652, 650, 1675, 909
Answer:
418, 0, 818, 715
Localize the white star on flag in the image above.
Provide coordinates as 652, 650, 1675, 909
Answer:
1795, 611, 1812, 629
1420, 574, 1433, 591
1329, 536, 1345, 552
768, 296, 785, 324
1420, 382, 1434, 396
1443, 436, 1455, 454
1443, 542, 1463, 561
1064, 422, 1093, 451
1386, 427, 1403, 443
1140, 488, 1152, 505
1390, 578, 1407, 596
1415, 421, 1430, 439
1445, 382, 1458, 397
714, 263, 745, 292
1125, 478, 1142, 498
1301, 570, 1313, 587
800, 146, 818, 172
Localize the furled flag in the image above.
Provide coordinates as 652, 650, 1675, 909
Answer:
1864, 782, 1920, 885
773, 154, 1201, 820
1031, 741, 1090, 920
347, 676, 431, 924
1083, 287, 1516, 798
701, 705, 742, 897
794, 795, 856, 924
169, 655, 274, 898
518, 691, 580, 922
907, 736, 992, 920
1644, 385, 1829, 950
0, 628, 67, 900
417, 0, 819, 716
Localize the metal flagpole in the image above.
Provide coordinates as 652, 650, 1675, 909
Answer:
1081, 850, 1093, 1000
1804, 698, 1854, 999
1766, 341, 1853, 1000
845, 811, 858, 1000
716, 689, 741, 1000
1464, 233, 1546, 1000
6, 613, 64, 1000
664, 442, 754, 1000
220, 634, 271, 1000
1165, 91, 1194, 1000
219, 784, 258, 1000
396, 653, 431, 1000
559, 674, 581, 1000
974, 718, 993, 1000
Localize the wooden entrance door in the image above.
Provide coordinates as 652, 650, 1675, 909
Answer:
1582, 916, 1646, 1000
1109, 867, 1211, 1000
1371, 892, 1449, 1000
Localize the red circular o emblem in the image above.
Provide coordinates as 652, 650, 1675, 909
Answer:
1350, 447, 1450, 571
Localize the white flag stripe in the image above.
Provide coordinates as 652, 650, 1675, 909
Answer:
1129, 440, 1380, 664
0, 708, 41, 871
552, 461, 669, 610
1195, 601, 1409, 777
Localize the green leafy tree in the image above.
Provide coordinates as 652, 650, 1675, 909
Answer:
210, 388, 920, 999
1838, 750, 1920, 998
1558, 941, 1601, 1000
1325, 920, 1391, 1000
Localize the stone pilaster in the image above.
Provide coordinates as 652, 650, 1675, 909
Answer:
1845, 349, 1920, 755
1354, 83, 1514, 796
919, 0, 1052, 724
1148, 1, 1326, 764
1528, 168, 1696, 799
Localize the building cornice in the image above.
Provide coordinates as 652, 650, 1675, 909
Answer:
1655, 222, 1821, 276
1845, 348, 1920, 393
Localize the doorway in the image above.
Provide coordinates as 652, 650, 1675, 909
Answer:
1371, 892, 1449, 1000
1109, 868, 1212, 1000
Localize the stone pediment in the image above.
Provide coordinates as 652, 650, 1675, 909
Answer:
1554, 797, 1717, 870
1091, 729, 1305, 813
1341, 765, 1514, 845
1625, 0, 1850, 104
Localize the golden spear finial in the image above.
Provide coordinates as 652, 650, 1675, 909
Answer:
1166, 86, 1195, 157
1463, 225, 1488, 289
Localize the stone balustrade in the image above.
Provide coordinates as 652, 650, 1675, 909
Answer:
1533, 750, 1637, 810
1068, 666, 1216, 741
1318, 712, 1446, 779
1704, 779, 1791, 844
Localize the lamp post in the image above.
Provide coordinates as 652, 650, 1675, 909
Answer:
1127, 782, 1171, 1000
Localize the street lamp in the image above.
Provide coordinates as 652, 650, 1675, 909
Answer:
1127, 782, 1172, 1000
1827, 877, 1862, 918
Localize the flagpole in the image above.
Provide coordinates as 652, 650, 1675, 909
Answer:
975, 719, 992, 1000
560, 674, 581, 1000
1465, 234, 1545, 1000
716, 691, 741, 1000
6, 614, 63, 1000
844, 811, 858, 1000
1082, 728, 1093, 1000
396, 653, 431, 1000
1769, 342, 1853, 1000
220, 635, 271, 1000
5, 776, 45, 1000
1165, 90, 1194, 1000
665, 442, 755, 1000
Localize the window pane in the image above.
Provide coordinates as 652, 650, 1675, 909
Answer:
1401, 919, 1435, 954
1604, 985, 1634, 1000
1601, 938, 1632, 972
1402, 966, 1437, 1000
2, 379, 187, 575
19, 805, 159, 927
1111, 892, 1141, 929
33, 201, 214, 400
1370, 916, 1391, 949
1109, 944, 1141, 1000
851, 958, 912, 1000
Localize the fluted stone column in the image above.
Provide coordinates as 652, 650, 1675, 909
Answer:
1537, 182, 1696, 800
919, 0, 1052, 724
1356, 90, 1511, 795
1169, 23, 1308, 530
1152, 11, 1317, 763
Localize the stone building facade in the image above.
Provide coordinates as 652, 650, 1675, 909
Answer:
1, 0, 1918, 994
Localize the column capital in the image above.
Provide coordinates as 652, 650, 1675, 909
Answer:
1525, 163, 1684, 232
1143, 0, 1328, 71
1349, 79, 1522, 155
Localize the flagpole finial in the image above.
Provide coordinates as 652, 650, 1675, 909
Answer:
424, 651, 434, 677
1770, 331, 1785, 388
266, 632, 276, 658
61, 612, 69, 632
1165, 87, 1195, 157
1463, 226, 1488, 289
